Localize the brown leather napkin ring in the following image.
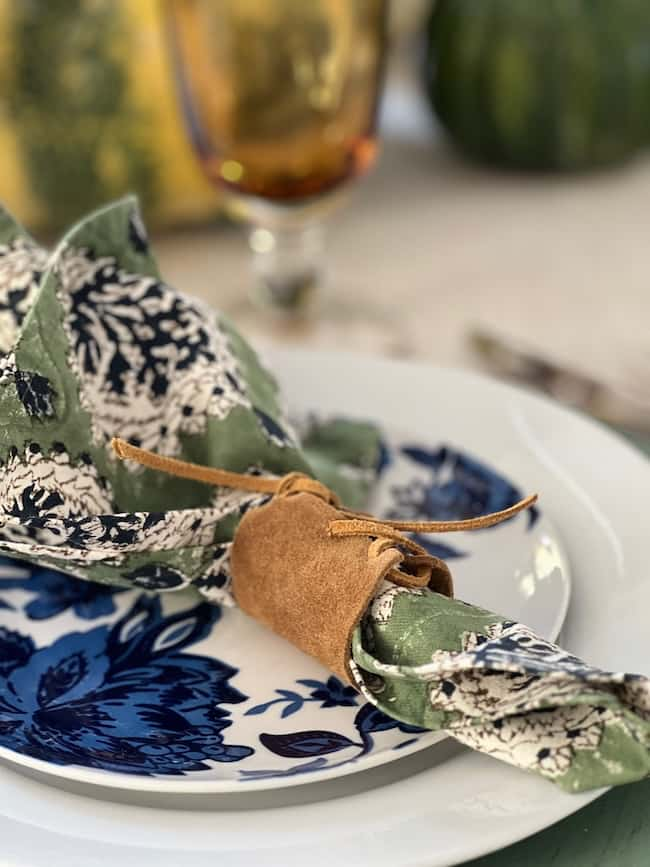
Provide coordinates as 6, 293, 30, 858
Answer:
230, 481, 453, 683
111, 439, 536, 684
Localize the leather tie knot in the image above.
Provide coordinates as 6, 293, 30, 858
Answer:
275, 472, 341, 507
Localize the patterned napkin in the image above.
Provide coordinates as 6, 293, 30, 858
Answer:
0, 200, 648, 793
0, 198, 379, 599
352, 590, 649, 792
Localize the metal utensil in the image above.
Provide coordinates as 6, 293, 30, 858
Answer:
470, 329, 650, 438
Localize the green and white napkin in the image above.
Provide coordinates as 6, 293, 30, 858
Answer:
352, 588, 649, 792
0, 198, 379, 600
0, 199, 647, 793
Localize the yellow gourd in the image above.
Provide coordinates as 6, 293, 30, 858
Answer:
0, 0, 219, 232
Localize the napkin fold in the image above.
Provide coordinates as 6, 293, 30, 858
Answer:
0, 199, 379, 601
0, 199, 648, 794
351, 588, 650, 792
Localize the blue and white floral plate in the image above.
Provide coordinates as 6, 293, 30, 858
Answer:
0, 428, 570, 794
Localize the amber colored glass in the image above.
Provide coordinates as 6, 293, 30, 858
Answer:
166, 0, 387, 312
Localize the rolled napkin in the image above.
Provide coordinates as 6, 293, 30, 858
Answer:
352, 591, 650, 793
0, 200, 648, 793
110, 439, 650, 794
109, 437, 529, 683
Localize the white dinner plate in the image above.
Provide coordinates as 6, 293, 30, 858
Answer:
0, 427, 568, 794
0, 350, 648, 867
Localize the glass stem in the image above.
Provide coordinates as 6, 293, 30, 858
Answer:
247, 220, 325, 315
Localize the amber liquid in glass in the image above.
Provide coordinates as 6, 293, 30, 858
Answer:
167, 0, 387, 202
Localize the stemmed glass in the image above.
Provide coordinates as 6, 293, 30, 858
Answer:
165, 0, 389, 337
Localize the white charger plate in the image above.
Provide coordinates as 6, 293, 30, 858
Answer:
0, 350, 648, 867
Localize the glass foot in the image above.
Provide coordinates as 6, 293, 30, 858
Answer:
226, 292, 410, 357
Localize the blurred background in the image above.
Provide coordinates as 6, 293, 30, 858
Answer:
0, 0, 648, 446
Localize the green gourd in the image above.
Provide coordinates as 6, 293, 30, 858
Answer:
426, 0, 650, 170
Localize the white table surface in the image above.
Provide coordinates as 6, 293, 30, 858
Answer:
154, 81, 650, 390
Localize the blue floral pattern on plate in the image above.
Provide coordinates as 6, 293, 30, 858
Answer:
0, 593, 252, 774
0, 433, 566, 792
388, 445, 539, 559
240, 682, 423, 781
0, 558, 128, 619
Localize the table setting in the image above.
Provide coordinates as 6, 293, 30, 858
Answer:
0, 2, 649, 866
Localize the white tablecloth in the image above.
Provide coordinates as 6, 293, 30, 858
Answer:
154, 77, 650, 392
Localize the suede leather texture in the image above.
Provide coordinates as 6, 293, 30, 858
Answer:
231, 491, 407, 683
